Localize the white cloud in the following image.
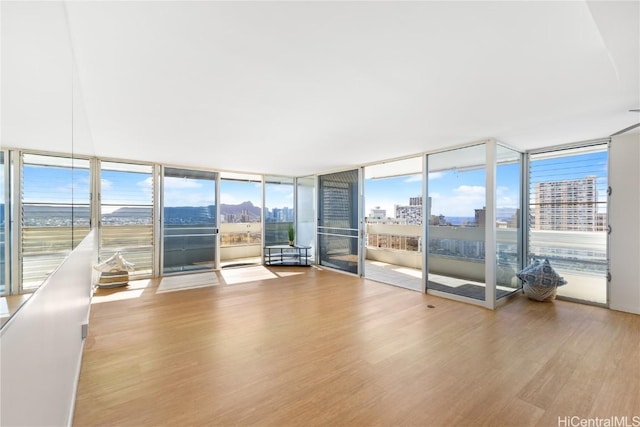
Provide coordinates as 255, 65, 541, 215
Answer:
101, 179, 112, 190
220, 192, 240, 205
164, 190, 213, 207
496, 185, 510, 196
430, 185, 486, 217
137, 177, 153, 188
428, 172, 444, 180
404, 174, 423, 183
163, 177, 202, 189
453, 185, 485, 197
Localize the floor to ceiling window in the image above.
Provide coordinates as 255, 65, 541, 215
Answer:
264, 176, 294, 246
427, 145, 488, 301
21, 153, 91, 291
99, 161, 154, 278
296, 176, 316, 262
496, 145, 523, 298
219, 172, 262, 267
318, 169, 360, 274
162, 167, 217, 274
528, 143, 609, 304
364, 157, 423, 291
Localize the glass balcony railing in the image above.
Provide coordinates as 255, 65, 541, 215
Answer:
365, 223, 606, 302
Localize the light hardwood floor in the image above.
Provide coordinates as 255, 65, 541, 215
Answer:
73, 266, 640, 426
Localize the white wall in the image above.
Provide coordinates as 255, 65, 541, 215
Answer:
608, 132, 640, 314
0, 1, 95, 156
0, 231, 96, 427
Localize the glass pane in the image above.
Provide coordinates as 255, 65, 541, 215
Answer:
100, 161, 153, 278
163, 168, 216, 274
427, 144, 486, 300
219, 173, 262, 267
364, 157, 423, 291
264, 176, 294, 246
22, 155, 91, 290
529, 145, 608, 304
496, 145, 522, 298
296, 176, 316, 262
318, 169, 359, 274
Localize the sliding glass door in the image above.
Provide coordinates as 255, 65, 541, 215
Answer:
162, 167, 217, 274
317, 169, 360, 274
427, 145, 487, 301
219, 172, 262, 267
364, 157, 423, 290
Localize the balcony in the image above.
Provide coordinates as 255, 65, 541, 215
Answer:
14, 220, 607, 305
365, 223, 607, 304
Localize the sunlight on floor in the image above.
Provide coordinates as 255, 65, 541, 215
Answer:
220, 265, 278, 285
274, 271, 306, 278
92, 278, 153, 304
392, 267, 422, 279
0, 298, 9, 317
156, 272, 218, 294
92, 288, 146, 304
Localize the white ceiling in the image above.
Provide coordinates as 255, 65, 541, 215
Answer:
2, 1, 639, 176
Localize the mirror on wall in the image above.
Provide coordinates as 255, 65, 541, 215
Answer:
0, 2, 96, 327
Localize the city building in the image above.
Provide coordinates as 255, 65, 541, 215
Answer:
367, 206, 387, 222
475, 206, 486, 227
534, 176, 602, 231
394, 196, 423, 225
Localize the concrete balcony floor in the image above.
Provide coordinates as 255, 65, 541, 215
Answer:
364, 259, 606, 305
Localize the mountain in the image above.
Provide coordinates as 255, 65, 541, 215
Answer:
220, 201, 261, 218
100, 202, 262, 223
104, 207, 152, 218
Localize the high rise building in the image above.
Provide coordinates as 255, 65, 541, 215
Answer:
409, 196, 422, 206
395, 196, 423, 225
475, 207, 486, 227
534, 176, 601, 231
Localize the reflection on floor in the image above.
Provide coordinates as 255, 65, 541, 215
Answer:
427, 273, 514, 300
156, 272, 219, 293
364, 260, 518, 300
93, 256, 605, 304
92, 256, 313, 303
220, 256, 262, 269
365, 260, 423, 291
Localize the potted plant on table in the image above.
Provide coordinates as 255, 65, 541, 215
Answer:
288, 223, 295, 246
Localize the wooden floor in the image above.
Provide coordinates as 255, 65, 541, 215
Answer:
73, 266, 640, 426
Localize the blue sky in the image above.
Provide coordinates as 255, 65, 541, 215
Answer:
366, 151, 607, 219
20, 150, 608, 217
365, 164, 520, 218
